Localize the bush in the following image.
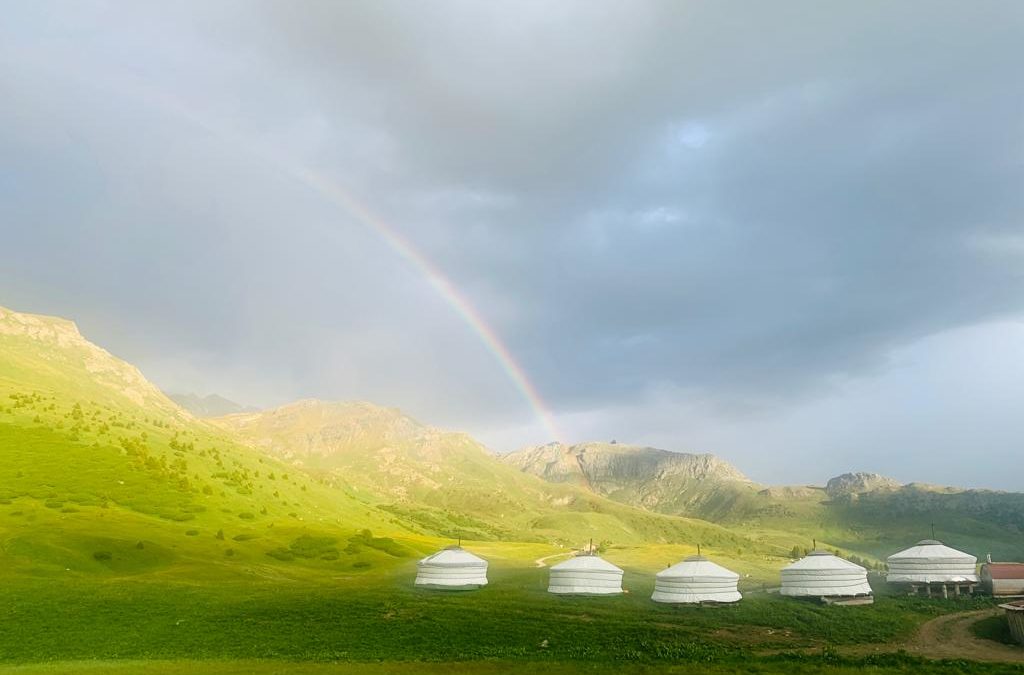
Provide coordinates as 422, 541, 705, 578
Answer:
93, 551, 112, 562
185, 530, 199, 536
266, 549, 294, 561
238, 512, 255, 520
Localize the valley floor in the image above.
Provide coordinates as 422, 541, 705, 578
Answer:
0, 557, 1022, 674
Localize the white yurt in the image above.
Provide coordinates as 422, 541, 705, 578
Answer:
415, 545, 488, 590
886, 540, 977, 584
548, 553, 624, 595
651, 555, 742, 604
780, 550, 872, 600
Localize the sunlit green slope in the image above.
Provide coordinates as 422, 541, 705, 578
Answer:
212, 400, 769, 552
0, 305, 424, 578
0, 304, 783, 581
505, 441, 1024, 563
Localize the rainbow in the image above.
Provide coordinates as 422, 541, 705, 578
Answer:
146, 90, 564, 445
9, 44, 563, 444
289, 165, 564, 445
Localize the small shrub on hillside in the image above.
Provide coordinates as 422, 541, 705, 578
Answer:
93, 551, 112, 562
225, 548, 235, 557
185, 530, 199, 536
232, 534, 258, 542
238, 512, 255, 520
136, 541, 145, 550
215, 529, 225, 540
346, 530, 413, 557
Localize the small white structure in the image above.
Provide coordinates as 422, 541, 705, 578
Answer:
548, 553, 624, 595
781, 550, 872, 603
415, 545, 488, 590
887, 540, 977, 597
651, 555, 742, 604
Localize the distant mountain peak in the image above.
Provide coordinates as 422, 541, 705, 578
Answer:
825, 472, 902, 497
167, 392, 258, 418
502, 441, 757, 519
507, 441, 752, 483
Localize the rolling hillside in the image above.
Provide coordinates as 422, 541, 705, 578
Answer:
4, 302, 1021, 581
505, 442, 1024, 562
0, 305, 424, 579
503, 442, 760, 521
212, 401, 767, 552
0, 305, 776, 577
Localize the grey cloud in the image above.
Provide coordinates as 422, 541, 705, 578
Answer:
2, 2, 1023, 486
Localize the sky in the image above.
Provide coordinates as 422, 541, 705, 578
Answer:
1, 1, 1022, 489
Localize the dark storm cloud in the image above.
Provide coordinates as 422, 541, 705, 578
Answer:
236, 1, 1024, 407
2, 2, 1023, 485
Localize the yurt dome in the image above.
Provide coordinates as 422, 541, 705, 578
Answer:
415, 545, 488, 590
780, 551, 872, 598
651, 555, 742, 604
548, 553, 624, 595
887, 540, 978, 584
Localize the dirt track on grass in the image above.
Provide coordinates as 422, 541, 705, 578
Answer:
900, 608, 1024, 662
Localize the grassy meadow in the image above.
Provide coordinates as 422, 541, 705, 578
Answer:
0, 543, 1016, 673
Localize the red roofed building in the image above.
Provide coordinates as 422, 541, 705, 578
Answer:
981, 562, 1024, 597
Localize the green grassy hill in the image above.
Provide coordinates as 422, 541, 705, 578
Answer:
0, 305, 780, 581
0, 306, 427, 579
212, 400, 769, 553
504, 441, 1024, 563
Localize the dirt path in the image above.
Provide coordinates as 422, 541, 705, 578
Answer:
754, 608, 1023, 663
899, 608, 1024, 663
534, 551, 574, 568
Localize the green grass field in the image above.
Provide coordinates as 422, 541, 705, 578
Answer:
0, 551, 1015, 674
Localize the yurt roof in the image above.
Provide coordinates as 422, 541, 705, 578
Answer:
657, 555, 739, 580
550, 553, 622, 573
888, 540, 976, 563
784, 550, 865, 572
418, 546, 487, 568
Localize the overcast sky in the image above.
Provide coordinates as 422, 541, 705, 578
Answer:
2, 2, 1023, 488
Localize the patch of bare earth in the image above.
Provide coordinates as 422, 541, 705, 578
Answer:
757, 609, 1024, 663
898, 608, 1024, 663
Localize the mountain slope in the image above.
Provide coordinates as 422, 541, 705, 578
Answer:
504, 441, 1024, 562
213, 401, 766, 551
503, 442, 760, 521
0, 305, 417, 578
167, 392, 258, 417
